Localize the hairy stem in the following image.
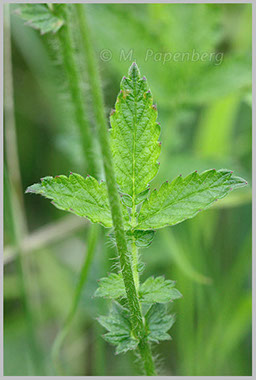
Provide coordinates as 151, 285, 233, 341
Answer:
57, 5, 97, 177
52, 224, 98, 374
138, 339, 156, 376
131, 238, 140, 291
75, 4, 156, 375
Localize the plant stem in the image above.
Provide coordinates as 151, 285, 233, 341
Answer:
52, 223, 99, 374
131, 238, 140, 291
138, 339, 157, 376
57, 5, 98, 177
75, 4, 156, 375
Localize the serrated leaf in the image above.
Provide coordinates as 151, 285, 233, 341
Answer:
25, 173, 113, 228
145, 303, 176, 343
98, 302, 139, 354
139, 276, 182, 304
15, 4, 65, 34
110, 62, 161, 198
137, 169, 247, 230
94, 273, 126, 299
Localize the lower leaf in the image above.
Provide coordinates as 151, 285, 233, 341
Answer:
145, 303, 176, 343
97, 302, 139, 355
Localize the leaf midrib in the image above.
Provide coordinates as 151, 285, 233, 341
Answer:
138, 173, 237, 225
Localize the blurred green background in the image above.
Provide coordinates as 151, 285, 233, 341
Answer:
4, 3, 252, 376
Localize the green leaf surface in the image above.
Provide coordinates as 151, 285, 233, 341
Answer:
94, 273, 126, 299
135, 187, 150, 205
25, 173, 113, 228
139, 276, 182, 304
98, 303, 139, 354
145, 303, 176, 343
15, 4, 65, 34
133, 230, 155, 248
121, 194, 133, 208
110, 62, 161, 198
137, 169, 247, 230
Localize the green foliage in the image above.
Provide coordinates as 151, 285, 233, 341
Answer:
6, 3, 251, 376
94, 273, 182, 304
94, 273, 126, 299
15, 4, 65, 34
98, 303, 139, 354
110, 63, 161, 197
26, 173, 113, 228
127, 230, 155, 248
137, 169, 247, 230
98, 302, 176, 353
145, 303, 176, 343
139, 276, 182, 304
87, 4, 251, 109
25, 62, 247, 370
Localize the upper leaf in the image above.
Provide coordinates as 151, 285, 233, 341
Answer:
98, 302, 139, 355
137, 169, 247, 230
26, 173, 113, 228
110, 62, 161, 198
139, 276, 182, 304
15, 4, 65, 34
94, 273, 126, 299
145, 303, 176, 343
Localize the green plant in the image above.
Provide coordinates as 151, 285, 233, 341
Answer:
26, 61, 247, 375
